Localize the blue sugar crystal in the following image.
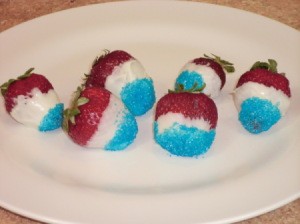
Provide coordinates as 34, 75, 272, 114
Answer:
105, 110, 138, 151
39, 103, 64, 132
154, 122, 216, 157
175, 70, 204, 90
120, 78, 156, 116
239, 97, 281, 134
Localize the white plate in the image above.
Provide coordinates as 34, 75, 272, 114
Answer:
0, 1, 299, 224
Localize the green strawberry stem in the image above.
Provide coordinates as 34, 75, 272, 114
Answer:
0, 67, 34, 96
63, 86, 89, 132
250, 59, 285, 75
18, 67, 35, 79
204, 53, 235, 73
169, 82, 206, 94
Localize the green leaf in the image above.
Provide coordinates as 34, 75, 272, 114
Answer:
268, 59, 278, 73
169, 82, 206, 94
1, 68, 35, 96
194, 83, 206, 92
62, 107, 82, 132
77, 97, 89, 106
250, 59, 279, 73
0, 78, 14, 95
82, 73, 89, 83
69, 108, 80, 124
62, 119, 69, 132
70, 116, 76, 125
62, 109, 71, 132
204, 53, 235, 73
251, 61, 268, 70
65, 108, 80, 120
224, 65, 235, 73
18, 67, 34, 79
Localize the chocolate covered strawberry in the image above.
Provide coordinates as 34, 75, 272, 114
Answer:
175, 54, 235, 98
0, 68, 63, 131
154, 84, 218, 157
233, 59, 291, 134
85, 50, 156, 116
63, 86, 138, 150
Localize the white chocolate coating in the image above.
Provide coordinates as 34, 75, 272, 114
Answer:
87, 94, 125, 148
105, 59, 148, 97
10, 88, 60, 127
156, 112, 211, 134
233, 82, 290, 115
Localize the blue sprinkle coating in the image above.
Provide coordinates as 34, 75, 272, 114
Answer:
120, 78, 156, 116
39, 103, 64, 132
239, 97, 281, 134
154, 122, 216, 157
175, 70, 204, 89
104, 110, 138, 151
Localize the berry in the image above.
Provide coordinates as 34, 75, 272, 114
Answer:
63, 86, 138, 150
175, 54, 234, 98
154, 84, 218, 157
233, 59, 291, 134
0, 68, 63, 131
85, 50, 156, 116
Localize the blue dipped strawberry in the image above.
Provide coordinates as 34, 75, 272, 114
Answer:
85, 50, 156, 116
233, 59, 291, 134
154, 84, 218, 157
63, 86, 138, 150
175, 54, 235, 98
0, 68, 64, 131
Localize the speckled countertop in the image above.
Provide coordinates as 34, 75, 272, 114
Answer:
0, 0, 299, 224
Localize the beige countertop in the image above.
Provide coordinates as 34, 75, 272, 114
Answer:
0, 0, 299, 224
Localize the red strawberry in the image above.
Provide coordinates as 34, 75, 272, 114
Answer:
63, 86, 138, 150
0, 68, 63, 131
236, 60, 291, 97
85, 50, 132, 88
175, 54, 235, 98
233, 59, 291, 134
154, 84, 218, 157
84, 50, 156, 116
